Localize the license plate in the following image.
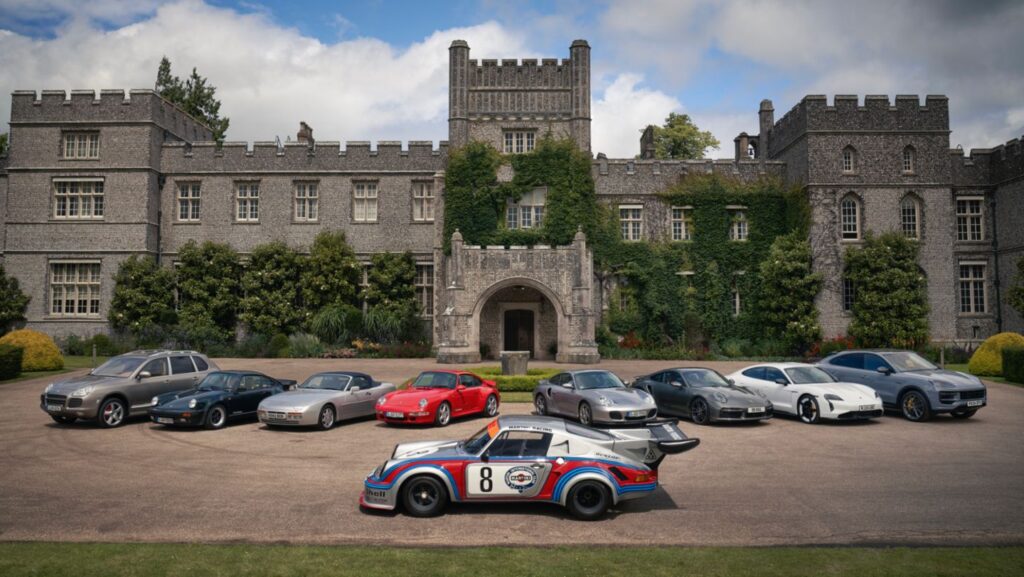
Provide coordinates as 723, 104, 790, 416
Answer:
627, 410, 646, 418
268, 412, 286, 419
155, 417, 173, 424
859, 405, 876, 411
966, 399, 983, 407
46, 404, 62, 412
385, 411, 404, 419
747, 407, 765, 414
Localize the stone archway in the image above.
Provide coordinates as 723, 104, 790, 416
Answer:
473, 279, 565, 361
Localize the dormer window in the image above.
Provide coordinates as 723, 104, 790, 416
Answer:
902, 146, 916, 173
842, 146, 856, 173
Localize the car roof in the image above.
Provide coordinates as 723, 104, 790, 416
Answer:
310, 371, 371, 379
744, 362, 814, 369
122, 349, 204, 357
209, 370, 266, 376
497, 415, 569, 433
563, 369, 614, 376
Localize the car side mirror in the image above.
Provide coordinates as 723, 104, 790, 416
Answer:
456, 384, 466, 391
670, 380, 684, 388
876, 366, 892, 375
727, 378, 735, 385
137, 371, 152, 380
775, 378, 788, 386
561, 382, 573, 389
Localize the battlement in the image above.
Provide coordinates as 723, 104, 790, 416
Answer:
160, 139, 448, 173
10, 89, 213, 142
769, 94, 949, 156
592, 157, 786, 187
952, 134, 1024, 186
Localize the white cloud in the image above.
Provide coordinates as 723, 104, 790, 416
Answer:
0, 0, 532, 145
592, 73, 681, 158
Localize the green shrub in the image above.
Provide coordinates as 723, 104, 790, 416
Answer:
968, 332, 1024, 376
459, 366, 560, 393
0, 264, 30, 334
1003, 347, 1024, 384
60, 335, 86, 356
845, 233, 929, 348
309, 304, 362, 346
268, 333, 290, 358
287, 333, 324, 358
235, 334, 270, 358
89, 334, 118, 356
0, 329, 63, 371
108, 255, 177, 334
0, 344, 23, 380
721, 338, 749, 358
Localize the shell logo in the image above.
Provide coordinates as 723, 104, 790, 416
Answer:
504, 466, 538, 492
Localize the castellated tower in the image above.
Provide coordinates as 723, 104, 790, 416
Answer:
448, 39, 591, 152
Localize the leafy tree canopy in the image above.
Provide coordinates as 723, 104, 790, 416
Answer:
757, 232, 823, 353
156, 56, 230, 141
239, 242, 304, 336
108, 256, 177, 334
0, 265, 30, 334
845, 232, 929, 348
649, 112, 720, 160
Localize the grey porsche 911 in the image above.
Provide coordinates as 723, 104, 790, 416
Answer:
631, 367, 772, 425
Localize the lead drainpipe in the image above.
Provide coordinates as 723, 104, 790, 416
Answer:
991, 196, 1002, 333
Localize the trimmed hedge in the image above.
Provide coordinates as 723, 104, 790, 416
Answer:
463, 366, 560, 393
0, 329, 64, 371
1003, 347, 1024, 384
0, 344, 23, 380
968, 332, 1024, 376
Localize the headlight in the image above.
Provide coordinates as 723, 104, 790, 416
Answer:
188, 398, 197, 409
824, 393, 844, 401
596, 396, 613, 407
713, 392, 728, 403
151, 396, 159, 407
418, 398, 428, 409
377, 397, 386, 406
45, 383, 55, 394
70, 385, 95, 398
930, 380, 951, 390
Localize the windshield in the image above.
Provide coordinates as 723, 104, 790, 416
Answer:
197, 372, 237, 391
92, 356, 146, 377
299, 374, 351, 391
575, 371, 626, 391
682, 369, 731, 388
411, 372, 456, 389
462, 422, 496, 454
883, 352, 937, 372
785, 367, 836, 384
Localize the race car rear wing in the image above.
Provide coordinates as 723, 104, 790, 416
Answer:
608, 419, 700, 470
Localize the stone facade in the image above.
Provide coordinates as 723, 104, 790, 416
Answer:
0, 39, 1021, 355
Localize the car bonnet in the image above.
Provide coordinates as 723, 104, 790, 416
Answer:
583, 387, 652, 408
48, 374, 119, 394
260, 388, 339, 410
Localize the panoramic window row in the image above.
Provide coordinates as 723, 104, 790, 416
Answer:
44, 261, 436, 319
838, 194, 985, 242
615, 205, 746, 242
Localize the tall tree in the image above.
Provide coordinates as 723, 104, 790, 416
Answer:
177, 240, 242, 341
649, 113, 720, 160
155, 56, 230, 141
239, 242, 304, 336
0, 265, 30, 334
757, 232, 823, 353
108, 256, 177, 334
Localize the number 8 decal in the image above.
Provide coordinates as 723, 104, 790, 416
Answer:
480, 466, 492, 492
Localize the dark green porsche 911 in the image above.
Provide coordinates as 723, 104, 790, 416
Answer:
149, 370, 295, 429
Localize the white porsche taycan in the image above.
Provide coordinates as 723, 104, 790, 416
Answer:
726, 363, 883, 424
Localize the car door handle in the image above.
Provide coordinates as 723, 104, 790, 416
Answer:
530, 463, 545, 470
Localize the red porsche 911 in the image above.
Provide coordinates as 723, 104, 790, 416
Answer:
376, 370, 500, 426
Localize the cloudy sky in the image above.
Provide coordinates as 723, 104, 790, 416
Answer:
0, 0, 1021, 158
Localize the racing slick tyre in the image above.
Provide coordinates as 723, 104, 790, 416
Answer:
317, 405, 336, 430
402, 475, 449, 518
899, 390, 933, 422
97, 397, 127, 428
50, 415, 77, 425
578, 402, 593, 426
484, 394, 499, 418
690, 397, 711, 426
951, 408, 977, 419
434, 402, 451, 427
534, 394, 548, 416
566, 480, 611, 521
204, 404, 228, 430
797, 395, 821, 424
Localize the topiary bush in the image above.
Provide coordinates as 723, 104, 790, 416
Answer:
968, 332, 1024, 376
0, 329, 64, 371
0, 344, 23, 380
1002, 347, 1024, 384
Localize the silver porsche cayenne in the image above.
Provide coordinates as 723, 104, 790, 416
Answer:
258, 371, 395, 430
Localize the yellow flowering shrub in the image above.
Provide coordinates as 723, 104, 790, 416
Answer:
0, 329, 65, 371
967, 332, 1024, 376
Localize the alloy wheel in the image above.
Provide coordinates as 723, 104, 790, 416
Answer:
691, 398, 709, 425
579, 403, 592, 425
798, 396, 820, 424
534, 395, 547, 415
209, 406, 226, 428
901, 391, 929, 421
436, 403, 451, 426
320, 406, 335, 429
101, 399, 125, 427
485, 395, 498, 417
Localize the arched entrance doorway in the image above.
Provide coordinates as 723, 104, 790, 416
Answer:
478, 285, 558, 359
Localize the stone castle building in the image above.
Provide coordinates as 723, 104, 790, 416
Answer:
0, 39, 1021, 361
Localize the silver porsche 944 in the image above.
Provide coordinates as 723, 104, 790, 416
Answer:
258, 371, 395, 430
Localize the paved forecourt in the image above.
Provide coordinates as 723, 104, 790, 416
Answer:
0, 358, 1022, 546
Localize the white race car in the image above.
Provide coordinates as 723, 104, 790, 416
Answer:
727, 363, 883, 424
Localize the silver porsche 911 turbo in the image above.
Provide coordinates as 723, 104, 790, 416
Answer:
533, 369, 658, 426
258, 371, 395, 430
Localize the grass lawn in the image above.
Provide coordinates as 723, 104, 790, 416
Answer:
0, 355, 108, 385
944, 363, 1011, 385
0, 543, 1020, 577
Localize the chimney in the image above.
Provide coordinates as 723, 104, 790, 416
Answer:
640, 125, 656, 159
734, 132, 750, 162
758, 100, 774, 158
297, 121, 314, 146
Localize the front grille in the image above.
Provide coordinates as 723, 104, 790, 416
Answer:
44, 394, 67, 406
959, 389, 985, 400
719, 409, 744, 419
